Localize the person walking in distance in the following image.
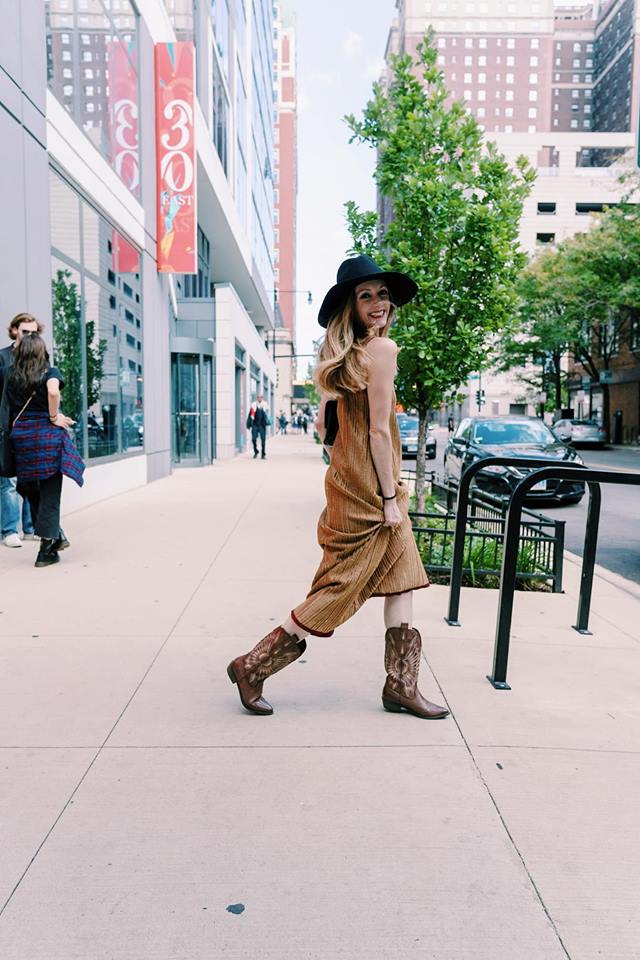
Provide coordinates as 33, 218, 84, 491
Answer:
5, 331, 84, 567
251, 394, 268, 459
227, 255, 449, 720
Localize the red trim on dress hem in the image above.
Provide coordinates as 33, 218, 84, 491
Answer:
290, 609, 334, 637
372, 583, 430, 598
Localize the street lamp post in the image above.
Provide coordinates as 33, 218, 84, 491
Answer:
271, 289, 313, 361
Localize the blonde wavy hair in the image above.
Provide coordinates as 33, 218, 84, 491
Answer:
315, 290, 396, 397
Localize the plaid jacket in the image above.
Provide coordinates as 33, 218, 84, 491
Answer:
11, 411, 85, 487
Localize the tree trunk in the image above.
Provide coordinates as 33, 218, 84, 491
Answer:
415, 407, 428, 513
602, 381, 611, 440
553, 353, 563, 411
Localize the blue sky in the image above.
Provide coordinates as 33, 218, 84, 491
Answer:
292, 0, 397, 374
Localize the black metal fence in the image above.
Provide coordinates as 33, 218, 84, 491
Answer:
403, 468, 565, 590
488, 466, 640, 689
410, 494, 564, 591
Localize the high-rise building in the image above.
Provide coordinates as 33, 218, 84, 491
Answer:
393, 0, 638, 253
1, 0, 279, 510
274, 0, 298, 418
396, 1, 639, 137
390, 0, 640, 430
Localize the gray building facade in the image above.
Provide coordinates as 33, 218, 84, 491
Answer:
0, 0, 277, 512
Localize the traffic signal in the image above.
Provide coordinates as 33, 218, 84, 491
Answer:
475, 389, 486, 406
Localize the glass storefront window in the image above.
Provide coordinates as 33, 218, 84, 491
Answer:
250, 360, 260, 404
235, 0, 246, 56
51, 258, 85, 452
49, 169, 144, 462
211, 0, 230, 78
45, 1, 140, 198
212, 53, 229, 174
162, 0, 195, 41
236, 145, 247, 229
236, 57, 247, 156
50, 173, 81, 265
181, 227, 211, 298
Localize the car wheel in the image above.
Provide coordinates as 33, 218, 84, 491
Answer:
561, 495, 584, 506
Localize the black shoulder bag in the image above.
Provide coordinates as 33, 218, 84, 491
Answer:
324, 400, 339, 447
0, 390, 34, 478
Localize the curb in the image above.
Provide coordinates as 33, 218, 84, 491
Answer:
564, 549, 640, 601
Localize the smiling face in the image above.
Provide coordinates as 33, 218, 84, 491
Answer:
354, 280, 392, 334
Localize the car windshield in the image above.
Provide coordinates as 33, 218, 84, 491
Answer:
570, 419, 598, 426
397, 417, 419, 434
472, 420, 555, 445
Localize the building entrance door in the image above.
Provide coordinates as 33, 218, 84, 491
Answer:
171, 351, 215, 465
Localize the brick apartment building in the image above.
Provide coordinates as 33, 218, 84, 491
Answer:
390, 0, 640, 439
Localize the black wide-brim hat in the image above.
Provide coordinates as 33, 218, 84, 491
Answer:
318, 254, 418, 328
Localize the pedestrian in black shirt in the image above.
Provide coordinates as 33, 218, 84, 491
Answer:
249, 394, 269, 459
5, 332, 84, 567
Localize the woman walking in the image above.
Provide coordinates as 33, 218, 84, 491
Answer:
6, 332, 84, 568
228, 255, 448, 720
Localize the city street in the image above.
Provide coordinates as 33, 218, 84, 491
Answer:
553, 445, 640, 585
419, 427, 640, 584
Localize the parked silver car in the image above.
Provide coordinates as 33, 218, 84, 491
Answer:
397, 414, 437, 460
553, 418, 607, 447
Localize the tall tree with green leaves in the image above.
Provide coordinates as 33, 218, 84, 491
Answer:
561, 207, 640, 436
494, 251, 579, 415
52, 268, 107, 426
345, 31, 534, 507
497, 203, 640, 437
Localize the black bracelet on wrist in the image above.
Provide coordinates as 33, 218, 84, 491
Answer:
382, 493, 396, 501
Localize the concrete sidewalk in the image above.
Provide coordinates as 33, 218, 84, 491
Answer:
0, 434, 638, 960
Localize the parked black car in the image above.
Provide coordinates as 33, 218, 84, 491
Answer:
443, 416, 585, 505
397, 414, 437, 460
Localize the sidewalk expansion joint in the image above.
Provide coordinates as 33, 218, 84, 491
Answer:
475, 744, 640, 756
0, 473, 269, 922
420, 653, 574, 960
97, 742, 467, 750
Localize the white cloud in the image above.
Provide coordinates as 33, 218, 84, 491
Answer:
310, 70, 338, 87
363, 57, 385, 81
297, 85, 312, 115
343, 28, 364, 58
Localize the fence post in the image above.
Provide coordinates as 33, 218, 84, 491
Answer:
487, 486, 528, 689
553, 519, 565, 594
573, 481, 602, 635
445, 457, 577, 628
486, 465, 636, 690
445, 473, 474, 626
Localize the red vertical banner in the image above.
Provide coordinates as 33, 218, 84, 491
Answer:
108, 40, 140, 196
155, 42, 197, 273
112, 229, 141, 274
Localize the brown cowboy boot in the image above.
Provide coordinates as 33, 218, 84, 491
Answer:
227, 627, 306, 715
382, 622, 449, 719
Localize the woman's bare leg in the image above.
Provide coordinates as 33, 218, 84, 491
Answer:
282, 614, 310, 642
383, 591, 413, 629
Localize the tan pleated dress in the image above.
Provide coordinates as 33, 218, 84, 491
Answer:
291, 389, 429, 637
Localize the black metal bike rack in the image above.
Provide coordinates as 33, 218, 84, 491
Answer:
488, 466, 640, 690
445, 456, 586, 626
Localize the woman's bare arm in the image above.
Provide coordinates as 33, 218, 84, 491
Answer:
47, 377, 74, 427
366, 337, 397, 499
